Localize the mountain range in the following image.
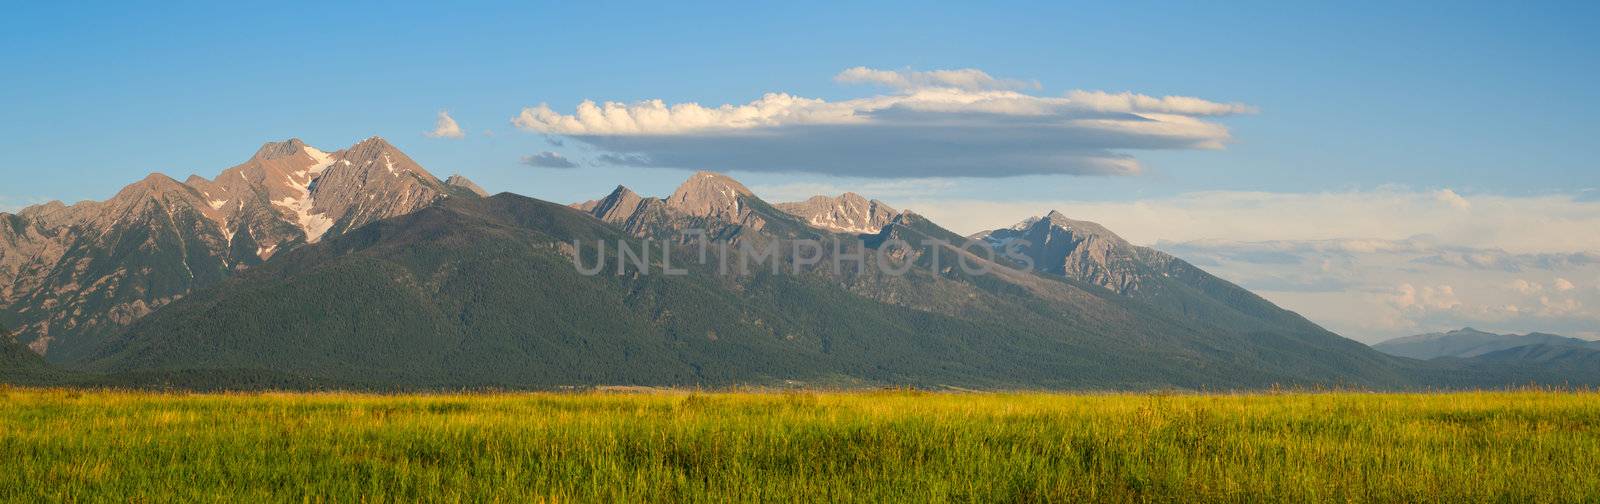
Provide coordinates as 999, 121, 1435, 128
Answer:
1372, 328, 1600, 385
2, 137, 1592, 390
1374, 328, 1600, 360
0, 137, 483, 363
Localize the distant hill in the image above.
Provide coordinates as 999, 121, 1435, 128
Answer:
1374, 328, 1600, 387
1373, 328, 1599, 360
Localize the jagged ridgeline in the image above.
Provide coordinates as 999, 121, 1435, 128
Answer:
0, 137, 486, 363
2, 138, 1588, 390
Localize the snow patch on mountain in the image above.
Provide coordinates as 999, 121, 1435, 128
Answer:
271, 146, 338, 243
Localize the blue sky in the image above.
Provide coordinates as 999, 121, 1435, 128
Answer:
2, 1, 1598, 340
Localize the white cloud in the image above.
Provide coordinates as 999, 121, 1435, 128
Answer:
1434, 188, 1471, 211
1062, 90, 1257, 116
1414, 250, 1599, 272
426, 110, 465, 139
1510, 279, 1544, 295
1538, 296, 1583, 316
1390, 283, 1461, 312
512, 67, 1252, 177
1554, 277, 1576, 291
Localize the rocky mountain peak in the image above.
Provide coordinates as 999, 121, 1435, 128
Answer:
128, 172, 186, 190
675, 170, 753, 195
973, 211, 1152, 293
444, 175, 489, 197
340, 136, 390, 159
253, 139, 309, 160
584, 185, 649, 224
334, 136, 435, 181
888, 210, 931, 229
1032, 211, 1127, 245
775, 191, 900, 234
666, 171, 753, 219
601, 184, 641, 204
346, 135, 394, 154
0, 135, 457, 358
104, 174, 197, 212
14, 201, 68, 220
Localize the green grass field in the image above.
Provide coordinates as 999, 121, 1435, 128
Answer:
2, 388, 1597, 502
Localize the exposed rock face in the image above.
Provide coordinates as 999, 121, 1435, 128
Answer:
178, 136, 448, 255
665, 171, 754, 222
575, 170, 914, 243
298, 137, 447, 244
576, 186, 649, 225
0, 136, 460, 360
574, 172, 800, 241
974, 210, 1154, 294
775, 192, 898, 234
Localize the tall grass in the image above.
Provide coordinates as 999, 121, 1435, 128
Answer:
1, 388, 1597, 502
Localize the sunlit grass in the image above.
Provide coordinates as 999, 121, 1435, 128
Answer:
2, 387, 1596, 502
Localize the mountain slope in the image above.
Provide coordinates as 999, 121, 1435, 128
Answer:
972, 211, 1390, 367
73, 174, 1422, 389
87, 194, 1059, 388
444, 175, 490, 197
0, 137, 480, 362
1, 323, 60, 384
1472, 343, 1600, 366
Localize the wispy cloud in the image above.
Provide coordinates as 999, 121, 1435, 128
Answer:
512, 67, 1253, 177
1413, 250, 1600, 272
521, 151, 576, 169
425, 110, 465, 139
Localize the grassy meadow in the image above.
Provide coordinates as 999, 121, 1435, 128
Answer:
2, 388, 1598, 502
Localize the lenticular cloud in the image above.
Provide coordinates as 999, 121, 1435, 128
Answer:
512, 67, 1254, 177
